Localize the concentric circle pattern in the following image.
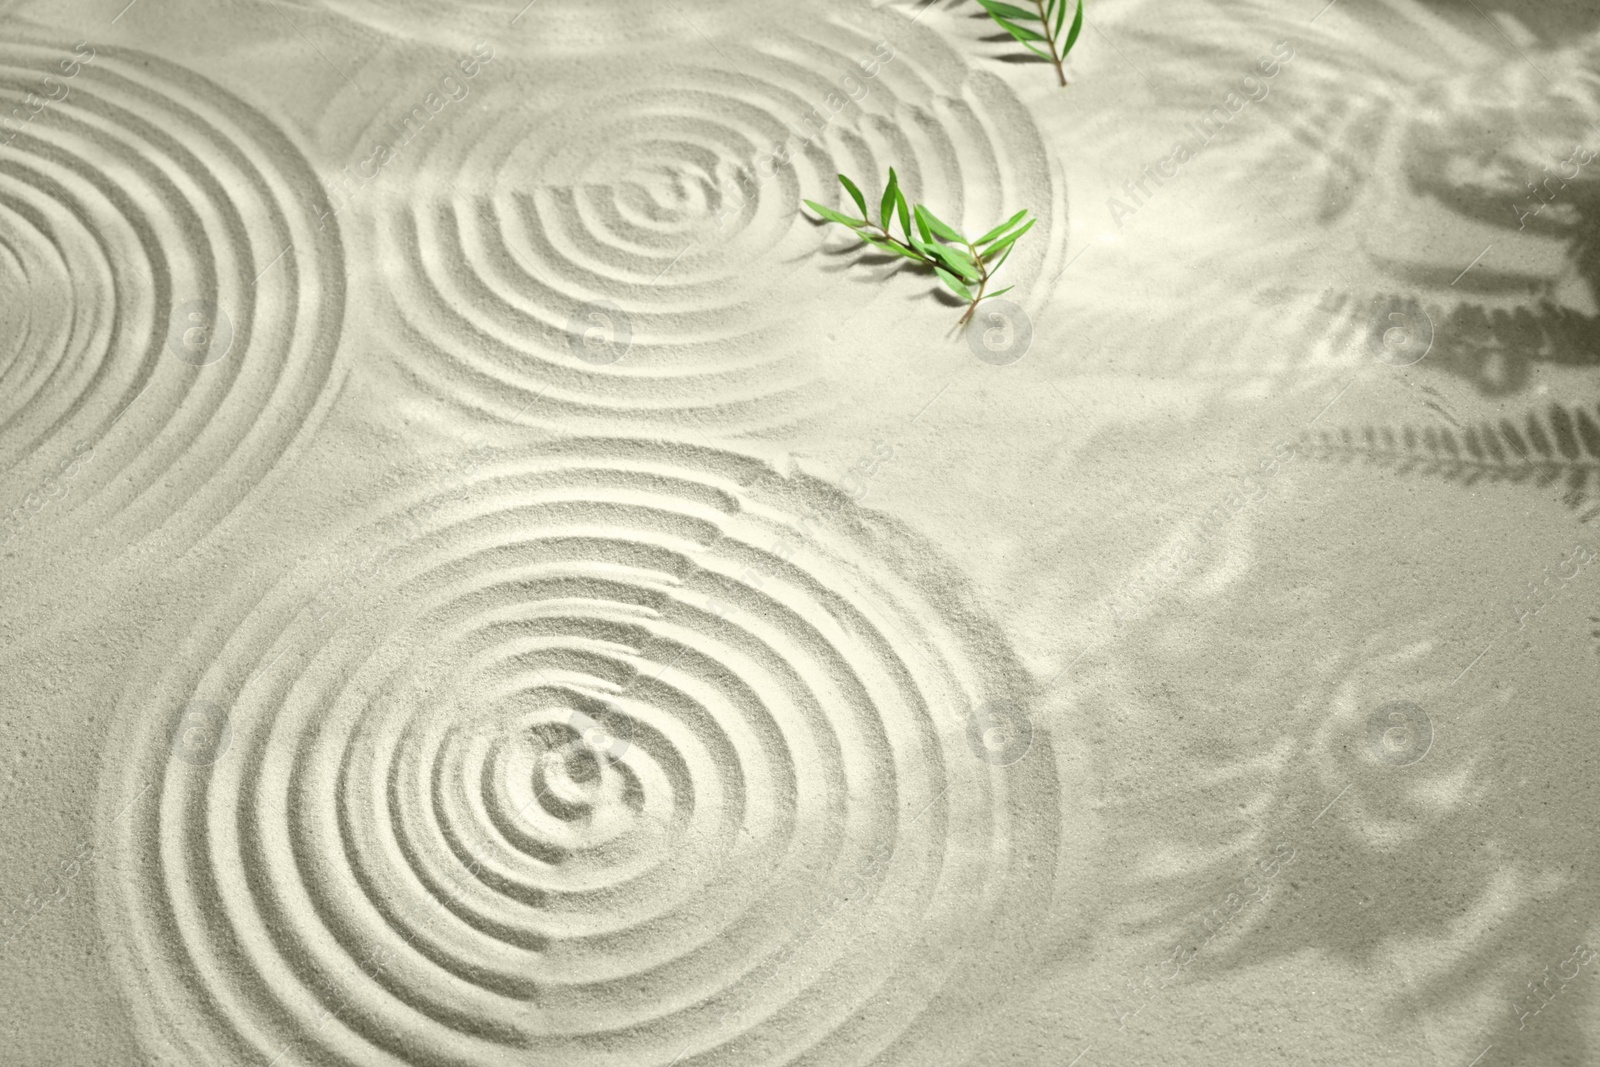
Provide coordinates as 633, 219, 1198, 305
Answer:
0, 41, 342, 547
326, 3, 1062, 432
103, 439, 1057, 1066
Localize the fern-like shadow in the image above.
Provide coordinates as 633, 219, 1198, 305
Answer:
1304, 402, 1600, 513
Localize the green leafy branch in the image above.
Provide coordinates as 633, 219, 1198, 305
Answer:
804, 168, 1034, 326
978, 0, 1084, 88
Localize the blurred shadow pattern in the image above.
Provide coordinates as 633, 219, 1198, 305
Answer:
1065, 7, 1600, 1057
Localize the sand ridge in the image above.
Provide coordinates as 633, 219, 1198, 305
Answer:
0, 0, 1587, 1063
307, 1, 1064, 436
98, 437, 1061, 1066
0, 39, 345, 559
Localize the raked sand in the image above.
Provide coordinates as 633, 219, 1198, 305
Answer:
2, 0, 1600, 1064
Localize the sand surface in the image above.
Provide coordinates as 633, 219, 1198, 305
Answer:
2, 0, 1599, 1064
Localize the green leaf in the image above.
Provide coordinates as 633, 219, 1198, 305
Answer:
914, 204, 965, 245
991, 15, 1048, 42
914, 206, 931, 244
926, 241, 982, 283
934, 267, 973, 302
837, 174, 869, 220
978, 0, 1039, 21
805, 199, 866, 229
1062, 0, 1084, 56
975, 209, 1030, 246
979, 285, 1014, 301
983, 216, 1036, 258
880, 168, 899, 230
1046, 0, 1059, 21
864, 235, 926, 262
906, 229, 934, 260
894, 185, 913, 242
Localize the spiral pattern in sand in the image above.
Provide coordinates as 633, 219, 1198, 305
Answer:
102, 439, 1057, 1066
0, 41, 343, 547
324, 4, 1062, 432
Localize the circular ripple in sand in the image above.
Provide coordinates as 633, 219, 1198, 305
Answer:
101, 439, 1058, 1066
322, 3, 1062, 432
0, 42, 343, 548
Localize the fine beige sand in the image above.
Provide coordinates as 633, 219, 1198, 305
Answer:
3, 0, 1600, 1064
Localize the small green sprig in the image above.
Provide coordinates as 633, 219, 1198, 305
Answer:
804, 168, 1034, 326
979, 0, 1084, 88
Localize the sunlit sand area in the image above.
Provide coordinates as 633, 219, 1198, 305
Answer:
2, 0, 1599, 1063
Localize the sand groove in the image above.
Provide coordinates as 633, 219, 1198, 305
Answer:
0, 41, 343, 550
327, 4, 1061, 432
101, 439, 1057, 1066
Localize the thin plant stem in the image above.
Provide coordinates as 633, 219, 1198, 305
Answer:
1033, 0, 1068, 87
867, 224, 991, 326
958, 238, 990, 326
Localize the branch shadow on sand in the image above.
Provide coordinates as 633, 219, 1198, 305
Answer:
802, 215, 974, 309
1308, 44, 1600, 399
1303, 402, 1600, 520
1366, 173, 1600, 399
1076, 508, 1600, 1064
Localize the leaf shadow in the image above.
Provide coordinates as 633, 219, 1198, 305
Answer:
1290, 73, 1600, 397
1083, 549, 1600, 1064
1301, 401, 1600, 518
